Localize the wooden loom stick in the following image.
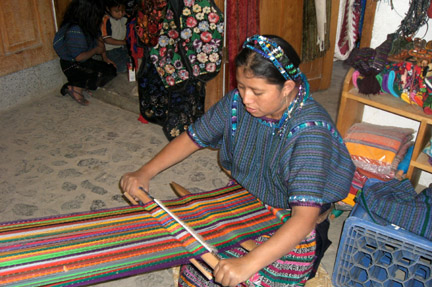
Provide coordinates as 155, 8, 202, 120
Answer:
123, 187, 219, 280
170, 182, 258, 252
170, 182, 190, 197
123, 192, 139, 205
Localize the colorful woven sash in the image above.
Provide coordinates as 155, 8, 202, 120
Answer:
0, 184, 285, 286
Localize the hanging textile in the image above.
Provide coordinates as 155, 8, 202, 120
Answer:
0, 184, 285, 287
315, 0, 328, 52
334, 0, 364, 60
302, 0, 331, 62
227, 0, 260, 91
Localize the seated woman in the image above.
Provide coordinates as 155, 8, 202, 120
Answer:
120, 34, 355, 287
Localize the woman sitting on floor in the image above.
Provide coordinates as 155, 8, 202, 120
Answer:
121, 34, 355, 287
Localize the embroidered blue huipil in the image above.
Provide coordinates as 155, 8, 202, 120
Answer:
188, 89, 355, 209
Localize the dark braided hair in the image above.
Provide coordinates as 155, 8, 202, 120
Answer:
61, 0, 105, 41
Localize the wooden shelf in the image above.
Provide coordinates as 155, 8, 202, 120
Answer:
337, 68, 432, 186
343, 89, 432, 124
411, 152, 432, 173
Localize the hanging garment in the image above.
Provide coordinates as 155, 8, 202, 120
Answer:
138, 48, 205, 141
226, 0, 260, 90
334, 0, 362, 60
149, 0, 224, 90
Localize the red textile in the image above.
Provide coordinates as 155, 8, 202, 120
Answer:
428, 1, 432, 18
337, 0, 362, 58
227, 0, 260, 91
138, 114, 149, 124
127, 19, 144, 69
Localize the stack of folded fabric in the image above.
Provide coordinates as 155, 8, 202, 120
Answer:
344, 122, 415, 180
336, 122, 415, 209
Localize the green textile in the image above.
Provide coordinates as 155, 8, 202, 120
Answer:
302, 0, 331, 62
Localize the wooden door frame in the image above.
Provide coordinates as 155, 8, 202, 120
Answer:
53, 0, 71, 29
359, 0, 377, 48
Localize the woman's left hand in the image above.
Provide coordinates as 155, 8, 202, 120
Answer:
213, 257, 257, 287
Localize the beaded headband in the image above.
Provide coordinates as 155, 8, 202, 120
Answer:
242, 35, 302, 81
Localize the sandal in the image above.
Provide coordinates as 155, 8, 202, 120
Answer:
63, 85, 89, 106
81, 89, 93, 98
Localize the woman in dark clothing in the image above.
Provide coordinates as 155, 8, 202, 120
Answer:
53, 0, 117, 105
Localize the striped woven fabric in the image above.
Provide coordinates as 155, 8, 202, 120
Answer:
0, 184, 284, 286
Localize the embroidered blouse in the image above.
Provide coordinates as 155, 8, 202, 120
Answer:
188, 89, 355, 209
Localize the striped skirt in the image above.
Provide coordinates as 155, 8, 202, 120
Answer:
178, 230, 317, 287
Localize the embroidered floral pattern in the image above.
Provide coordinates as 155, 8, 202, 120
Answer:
139, 55, 205, 140
135, 0, 168, 47
150, 0, 224, 88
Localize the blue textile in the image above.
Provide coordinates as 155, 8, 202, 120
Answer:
188, 89, 355, 209
53, 24, 97, 62
359, 178, 432, 240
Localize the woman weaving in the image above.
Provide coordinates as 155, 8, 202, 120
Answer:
121, 35, 355, 286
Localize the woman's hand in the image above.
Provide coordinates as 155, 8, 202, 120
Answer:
76, 38, 106, 62
212, 205, 320, 286
213, 257, 258, 287
119, 133, 201, 203
120, 168, 151, 203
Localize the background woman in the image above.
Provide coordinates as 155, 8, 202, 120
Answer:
53, 0, 117, 105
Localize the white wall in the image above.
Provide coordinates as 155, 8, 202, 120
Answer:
362, 0, 432, 186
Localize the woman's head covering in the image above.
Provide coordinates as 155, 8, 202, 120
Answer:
242, 35, 302, 82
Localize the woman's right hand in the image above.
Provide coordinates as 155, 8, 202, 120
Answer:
76, 39, 105, 62
74, 38, 105, 62
119, 133, 201, 204
120, 168, 152, 203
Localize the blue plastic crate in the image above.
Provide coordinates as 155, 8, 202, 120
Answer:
332, 204, 432, 287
